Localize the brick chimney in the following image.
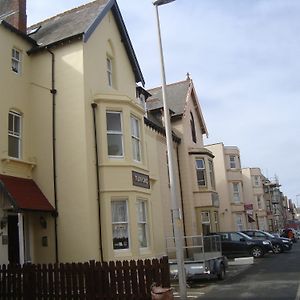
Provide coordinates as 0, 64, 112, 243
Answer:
0, 0, 27, 33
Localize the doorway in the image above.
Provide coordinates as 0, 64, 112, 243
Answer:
8, 215, 20, 264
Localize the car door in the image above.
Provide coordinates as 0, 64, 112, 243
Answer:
229, 232, 248, 256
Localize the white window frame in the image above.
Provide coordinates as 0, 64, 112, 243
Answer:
106, 111, 124, 158
201, 211, 210, 224
107, 56, 113, 87
195, 158, 206, 187
131, 116, 141, 162
12, 48, 21, 74
235, 214, 243, 231
8, 110, 22, 158
232, 182, 241, 203
111, 199, 130, 250
136, 200, 149, 249
229, 155, 236, 169
208, 159, 216, 189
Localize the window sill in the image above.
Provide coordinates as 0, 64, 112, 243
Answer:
1, 157, 36, 169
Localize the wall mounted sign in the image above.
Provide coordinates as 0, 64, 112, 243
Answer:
132, 171, 150, 189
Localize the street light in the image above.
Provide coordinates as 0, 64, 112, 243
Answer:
152, 1, 187, 299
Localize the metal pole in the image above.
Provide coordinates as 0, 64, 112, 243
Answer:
154, 4, 187, 299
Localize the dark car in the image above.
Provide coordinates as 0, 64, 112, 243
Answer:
242, 230, 293, 254
210, 231, 273, 258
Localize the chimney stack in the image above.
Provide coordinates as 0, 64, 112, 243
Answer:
0, 0, 27, 33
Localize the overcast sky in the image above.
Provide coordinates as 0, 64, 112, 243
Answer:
27, 0, 300, 204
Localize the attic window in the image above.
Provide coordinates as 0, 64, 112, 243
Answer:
107, 56, 113, 87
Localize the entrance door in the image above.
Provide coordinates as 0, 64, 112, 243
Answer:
8, 215, 20, 264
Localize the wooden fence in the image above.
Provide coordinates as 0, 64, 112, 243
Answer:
0, 256, 170, 299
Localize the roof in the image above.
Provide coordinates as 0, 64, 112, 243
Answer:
28, 0, 144, 85
147, 78, 208, 136
147, 79, 191, 114
0, 175, 55, 212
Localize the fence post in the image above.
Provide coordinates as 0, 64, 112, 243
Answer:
23, 264, 35, 300
161, 257, 170, 288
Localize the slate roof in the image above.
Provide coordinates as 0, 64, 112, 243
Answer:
147, 79, 191, 115
27, 0, 144, 85
28, 0, 108, 47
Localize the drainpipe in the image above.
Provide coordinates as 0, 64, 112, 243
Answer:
46, 48, 59, 263
91, 103, 104, 262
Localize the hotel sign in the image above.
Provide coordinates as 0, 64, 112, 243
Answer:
132, 171, 150, 189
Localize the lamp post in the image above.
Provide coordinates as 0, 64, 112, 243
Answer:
152, 1, 187, 298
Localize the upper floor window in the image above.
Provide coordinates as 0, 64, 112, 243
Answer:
136, 200, 149, 248
208, 159, 216, 189
229, 155, 236, 168
232, 182, 241, 203
107, 56, 113, 87
8, 110, 22, 158
195, 158, 206, 186
12, 48, 21, 74
111, 200, 129, 250
190, 112, 197, 143
253, 175, 260, 187
106, 111, 123, 157
131, 116, 141, 162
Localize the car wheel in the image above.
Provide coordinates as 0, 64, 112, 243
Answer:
217, 264, 226, 280
273, 244, 283, 254
250, 246, 264, 258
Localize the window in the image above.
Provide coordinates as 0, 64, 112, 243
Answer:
208, 160, 216, 189
257, 196, 263, 209
107, 56, 113, 87
12, 48, 21, 74
229, 155, 236, 168
235, 214, 243, 231
253, 175, 260, 187
111, 200, 129, 250
137, 200, 149, 248
195, 158, 206, 186
232, 182, 240, 203
131, 116, 141, 162
106, 111, 123, 157
8, 110, 22, 158
231, 232, 242, 241
201, 211, 211, 235
190, 112, 197, 143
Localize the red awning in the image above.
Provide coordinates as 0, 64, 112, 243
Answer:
0, 174, 55, 212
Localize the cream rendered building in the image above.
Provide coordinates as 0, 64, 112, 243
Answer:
0, 0, 176, 264
147, 78, 220, 237
242, 168, 268, 230
205, 143, 247, 231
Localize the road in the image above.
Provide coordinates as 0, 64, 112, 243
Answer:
194, 240, 300, 299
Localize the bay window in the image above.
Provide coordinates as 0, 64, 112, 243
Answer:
106, 111, 123, 157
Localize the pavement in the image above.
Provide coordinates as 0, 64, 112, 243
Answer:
171, 259, 253, 299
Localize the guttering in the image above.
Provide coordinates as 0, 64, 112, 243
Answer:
46, 48, 59, 264
91, 103, 104, 262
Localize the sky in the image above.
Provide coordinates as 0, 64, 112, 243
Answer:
26, 0, 300, 204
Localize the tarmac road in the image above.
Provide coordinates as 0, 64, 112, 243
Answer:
172, 241, 300, 299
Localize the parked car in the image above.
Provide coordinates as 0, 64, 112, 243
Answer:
208, 232, 273, 258
241, 230, 293, 254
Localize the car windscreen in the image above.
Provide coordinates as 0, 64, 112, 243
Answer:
237, 232, 252, 240
263, 231, 275, 238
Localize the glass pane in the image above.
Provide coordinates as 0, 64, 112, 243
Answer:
8, 114, 14, 132
112, 224, 129, 250
111, 201, 127, 222
132, 138, 140, 161
107, 134, 123, 156
138, 202, 146, 222
131, 117, 139, 137
14, 115, 20, 134
196, 159, 204, 169
197, 170, 205, 186
8, 136, 19, 158
106, 112, 121, 132
138, 224, 147, 248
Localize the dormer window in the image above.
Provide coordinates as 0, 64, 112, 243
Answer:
12, 48, 21, 74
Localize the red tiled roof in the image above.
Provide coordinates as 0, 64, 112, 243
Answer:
0, 175, 55, 212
